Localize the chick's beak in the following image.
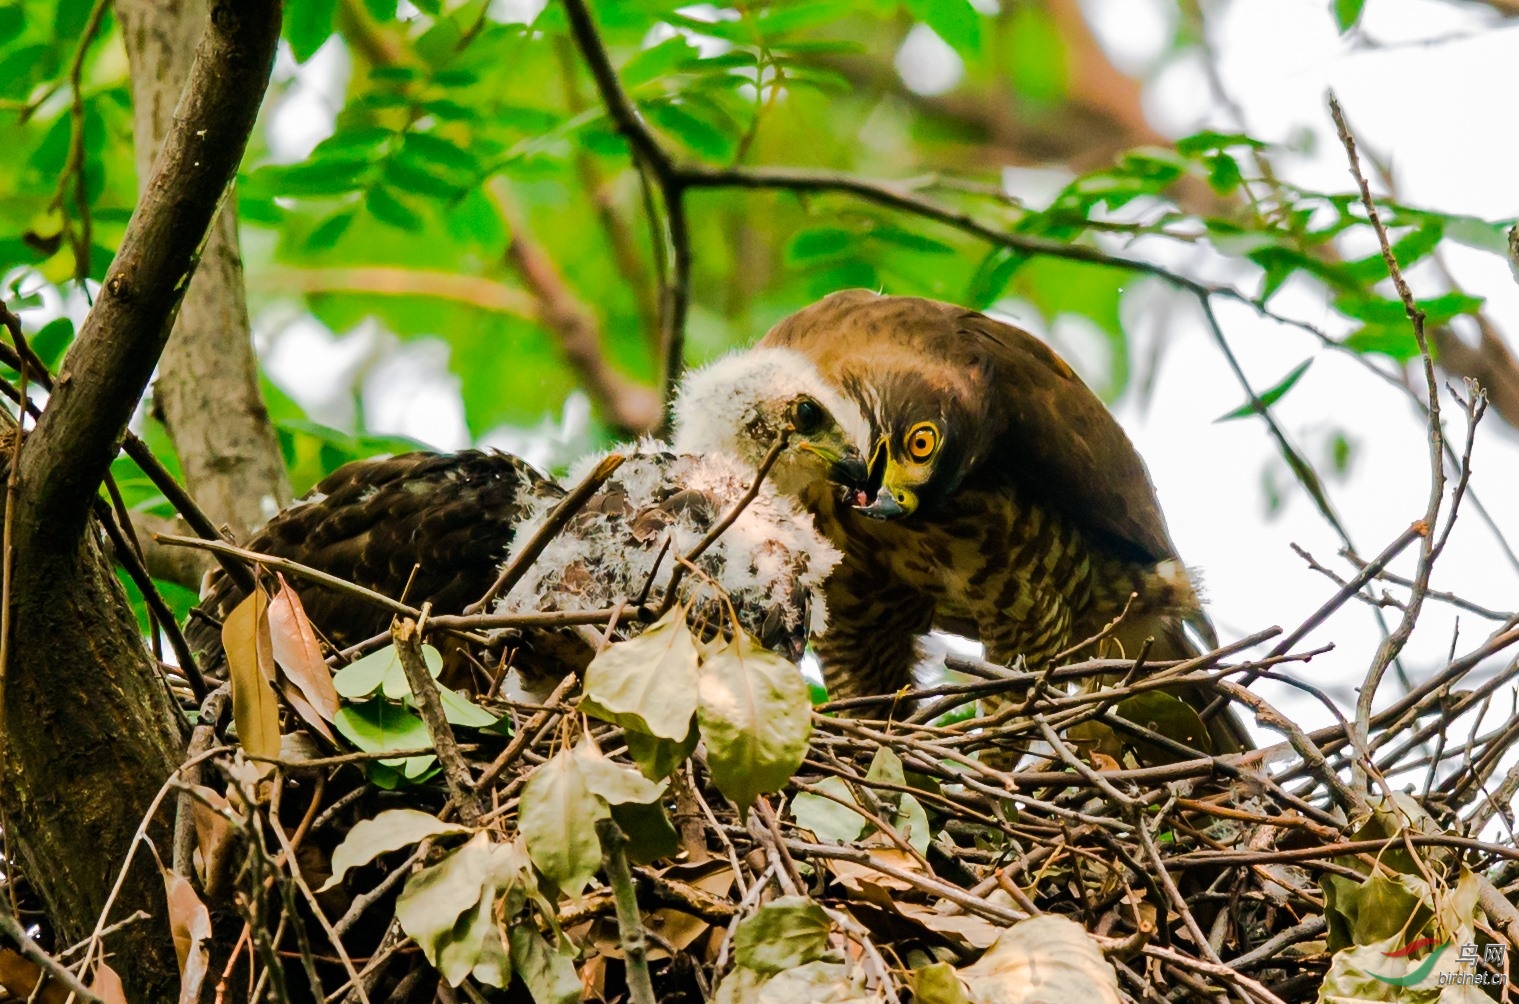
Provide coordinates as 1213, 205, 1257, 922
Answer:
829, 448, 869, 492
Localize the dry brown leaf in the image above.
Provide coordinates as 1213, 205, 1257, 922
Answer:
268, 578, 340, 724
0, 947, 70, 1003
894, 903, 1006, 950
827, 848, 925, 907
89, 961, 128, 1004
958, 915, 1120, 1004
646, 862, 737, 956
162, 868, 212, 1004
280, 679, 337, 743
188, 784, 235, 895
222, 590, 282, 764
1088, 751, 1122, 772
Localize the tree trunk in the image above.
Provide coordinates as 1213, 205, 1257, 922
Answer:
0, 530, 186, 998
0, 1, 283, 997
117, 0, 291, 544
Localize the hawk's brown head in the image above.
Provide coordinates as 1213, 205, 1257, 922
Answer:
852, 363, 998, 519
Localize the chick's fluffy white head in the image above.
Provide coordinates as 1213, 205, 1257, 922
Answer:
671, 348, 869, 497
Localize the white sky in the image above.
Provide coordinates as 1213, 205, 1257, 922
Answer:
258, 0, 1519, 739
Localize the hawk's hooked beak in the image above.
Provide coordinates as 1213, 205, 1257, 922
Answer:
854, 438, 918, 519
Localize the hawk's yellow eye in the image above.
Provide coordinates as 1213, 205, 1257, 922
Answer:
905, 423, 938, 461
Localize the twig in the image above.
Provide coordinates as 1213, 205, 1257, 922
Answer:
50, 0, 112, 282
596, 818, 657, 1004
94, 498, 205, 698
654, 431, 790, 615
0, 898, 106, 1004
465, 453, 624, 614
1330, 94, 1447, 792
472, 672, 578, 795
156, 533, 487, 643
392, 617, 480, 825
560, 0, 690, 417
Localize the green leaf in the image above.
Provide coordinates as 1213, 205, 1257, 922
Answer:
1204, 153, 1243, 196
471, 920, 511, 989
29, 316, 74, 371
366, 186, 424, 230
912, 962, 969, 1004
1444, 213, 1514, 253
609, 801, 679, 866
790, 777, 867, 844
508, 926, 581, 1004
1007, 2, 1067, 103
1176, 130, 1269, 157
257, 157, 373, 198
697, 633, 812, 814
333, 698, 430, 753
1372, 291, 1482, 326
580, 607, 700, 741
383, 157, 460, 200
304, 210, 355, 252
733, 896, 831, 975
1343, 222, 1443, 282
1354, 872, 1431, 945
572, 737, 667, 805
905, 0, 982, 56
1215, 359, 1312, 422
334, 642, 443, 701
785, 228, 855, 264
395, 832, 492, 971
1343, 323, 1420, 361
436, 685, 498, 729
437, 877, 497, 987
622, 35, 701, 87
865, 747, 931, 854
402, 131, 479, 175
646, 100, 735, 160
1112, 691, 1215, 762
624, 726, 698, 782
321, 809, 472, 891
518, 747, 607, 899
1334, 0, 1366, 33
286, 0, 338, 61
752, 2, 855, 38
0, 6, 24, 47
867, 226, 955, 255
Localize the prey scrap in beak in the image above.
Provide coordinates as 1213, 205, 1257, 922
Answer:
852, 437, 914, 519
849, 438, 899, 518
857, 485, 906, 519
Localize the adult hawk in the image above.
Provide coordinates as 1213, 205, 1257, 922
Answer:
761, 289, 1250, 754
184, 348, 868, 683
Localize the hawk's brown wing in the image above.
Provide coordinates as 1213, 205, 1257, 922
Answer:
184, 450, 563, 665
760, 288, 1178, 564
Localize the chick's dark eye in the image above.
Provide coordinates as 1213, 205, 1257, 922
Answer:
791, 399, 823, 434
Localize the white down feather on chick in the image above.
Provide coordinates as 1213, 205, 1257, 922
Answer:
494, 347, 866, 674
